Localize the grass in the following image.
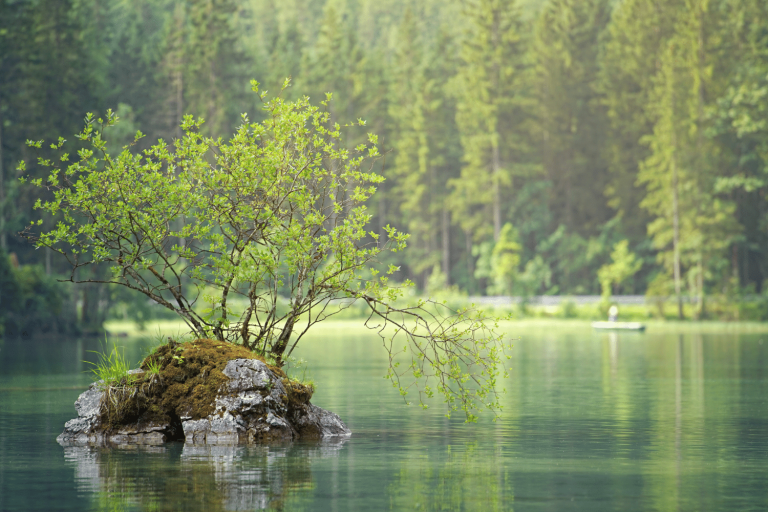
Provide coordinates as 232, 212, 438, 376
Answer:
85, 336, 137, 389
283, 356, 315, 391
144, 356, 162, 376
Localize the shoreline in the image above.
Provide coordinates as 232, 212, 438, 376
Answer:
103, 317, 768, 339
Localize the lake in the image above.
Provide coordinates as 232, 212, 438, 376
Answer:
1, 321, 767, 511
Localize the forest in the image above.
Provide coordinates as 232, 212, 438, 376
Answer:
1, 0, 768, 331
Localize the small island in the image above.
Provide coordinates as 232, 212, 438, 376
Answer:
58, 338, 349, 445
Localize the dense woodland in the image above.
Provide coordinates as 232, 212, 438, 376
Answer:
2, 0, 768, 329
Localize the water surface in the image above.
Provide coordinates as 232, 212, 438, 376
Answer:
1, 322, 766, 511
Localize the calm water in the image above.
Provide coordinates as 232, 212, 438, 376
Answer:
1, 322, 767, 511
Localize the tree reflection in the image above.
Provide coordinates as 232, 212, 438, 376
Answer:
387, 442, 514, 511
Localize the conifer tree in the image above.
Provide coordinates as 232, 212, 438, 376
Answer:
639, 2, 740, 317
710, 0, 768, 290
388, 12, 460, 288
305, 3, 361, 124
531, 0, 611, 237
600, 0, 678, 245
184, 0, 248, 136
450, 0, 527, 245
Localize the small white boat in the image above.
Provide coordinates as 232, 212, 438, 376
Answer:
591, 321, 646, 332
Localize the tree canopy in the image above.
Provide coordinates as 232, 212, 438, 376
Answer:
21, 83, 510, 421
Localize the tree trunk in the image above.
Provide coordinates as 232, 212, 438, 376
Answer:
175, 69, 183, 140
669, 45, 684, 320
0, 107, 5, 251
697, 258, 706, 319
379, 194, 386, 238
695, 5, 706, 320
442, 207, 450, 285
465, 229, 474, 295
672, 156, 683, 320
81, 286, 91, 327
492, 139, 501, 242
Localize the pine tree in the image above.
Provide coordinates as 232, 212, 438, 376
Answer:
0, 0, 99, 262
304, 3, 361, 123
532, 0, 611, 236
600, 0, 678, 246
184, 0, 248, 136
388, 11, 460, 288
450, 0, 527, 245
639, 0, 740, 318
701, 0, 768, 293
529, 0, 612, 292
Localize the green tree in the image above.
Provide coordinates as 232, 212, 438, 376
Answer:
597, 239, 643, 300
388, 12, 460, 289
185, 0, 249, 136
600, 0, 677, 247
709, 0, 768, 292
488, 223, 522, 295
22, 85, 509, 420
638, 1, 740, 318
450, 0, 528, 245
531, 0, 611, 237
0, 0, 99, 264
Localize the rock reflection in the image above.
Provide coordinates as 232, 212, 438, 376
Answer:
62, 438, 349, 511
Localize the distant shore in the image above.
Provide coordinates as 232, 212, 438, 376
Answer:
104, 314, 768, 340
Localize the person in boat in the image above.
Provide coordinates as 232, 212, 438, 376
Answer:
608, 304, 619, 322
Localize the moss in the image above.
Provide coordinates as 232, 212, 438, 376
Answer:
96, 338, 314, 437
281, 378, 314, 409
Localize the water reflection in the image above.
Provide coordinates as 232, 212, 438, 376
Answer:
63, 439, 348, 511
3, 326, 768, 511
388, 442, 513, 511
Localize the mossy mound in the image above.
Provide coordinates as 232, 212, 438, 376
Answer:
97, 338, 311, 436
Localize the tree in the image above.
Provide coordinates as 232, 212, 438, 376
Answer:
184, 0, 249, 137
488, 223, 521, 295
21, 83, 509, 421
597, 239, 642, 300
388, 11, 460, 289
600, 0, 676, 247
638, 1, 740, 318
708, 0, 768, 292
531, 0, 612, 238
450, 0, 528, 244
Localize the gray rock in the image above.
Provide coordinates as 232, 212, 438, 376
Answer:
58, 358, 351, 446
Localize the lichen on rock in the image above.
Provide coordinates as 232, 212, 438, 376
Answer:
57, 339, 350, 446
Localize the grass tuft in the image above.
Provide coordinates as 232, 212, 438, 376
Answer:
85, 336, 136, 389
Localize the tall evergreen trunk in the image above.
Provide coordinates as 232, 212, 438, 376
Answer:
695, 7, 707, 319
175, 69, 183, 139
0, 107, 5, 251
492, 138, 501, 242
442, 207, 450, 285
697, 259, 705, 318
45, 239, 51, 275
465, 229, 475, 294
378, 194, 386, 238
668, 46, 684, 320
672, 155, 683, 319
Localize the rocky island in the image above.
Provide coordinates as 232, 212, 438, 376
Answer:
57, 339, 350, 446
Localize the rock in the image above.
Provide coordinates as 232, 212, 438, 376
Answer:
57, 357, 350, 446
57, 369, 178, 446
